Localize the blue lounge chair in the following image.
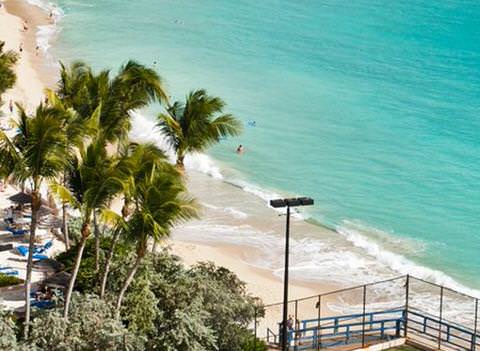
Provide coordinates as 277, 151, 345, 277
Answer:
0, 270, 19, 276
31, 300, 55, 309
18, 240, 53, 255
6, 227, 27, 236
16, 246, 48, 260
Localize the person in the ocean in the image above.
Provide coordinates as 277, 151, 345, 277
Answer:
236, 145, 244, 154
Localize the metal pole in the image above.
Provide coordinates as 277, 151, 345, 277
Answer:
404, 275, 410, 338
254, 307, 257, 351
362, 285, 367, 347
438, 286, 444, 350
474, 298, 478, 351
294, 299, 298, 351
317, 295, 321, 351
281, 205, 291, 351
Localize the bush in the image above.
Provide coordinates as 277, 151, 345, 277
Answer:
0, 273, 23, 287
27, 293, 144, 351
0, 309, 17, 350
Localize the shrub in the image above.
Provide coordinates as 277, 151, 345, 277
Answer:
0, 273, 23, 287
0, 309, 17, 350
27, 293, 144, 351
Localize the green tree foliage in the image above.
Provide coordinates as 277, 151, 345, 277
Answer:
57, 61, 167, 144
27, 293, 144, 350
0, 273, 23, 287
0, 41, 18, 101
0, 104, 68, 337
0, 309, 18, 350
157, 89, 242, 170
57, 240, 263, 351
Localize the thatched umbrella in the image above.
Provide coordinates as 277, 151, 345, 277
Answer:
9, 192, 32, 204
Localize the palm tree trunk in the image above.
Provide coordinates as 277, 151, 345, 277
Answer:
63, 222, 90, 319
61, 170, 69, 250
176, 155, 185, 172
93, 211, 100, 272
99, 228, 120, 299
23, 191, 40, 339
151, 240, 157, 253
114, 252, 143, 319
62, 202, 69, 250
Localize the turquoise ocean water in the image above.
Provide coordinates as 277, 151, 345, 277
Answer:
38, 0, 480, 289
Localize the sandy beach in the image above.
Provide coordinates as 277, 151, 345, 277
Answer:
0, 0, 336, 313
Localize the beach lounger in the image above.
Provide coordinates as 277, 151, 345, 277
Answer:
31, 300, 55, 309
17, 240, 53, 255
6, 227, 28, 236
16, 246, 48, 260
0, 270, 19, 276
0, 266, 13, 271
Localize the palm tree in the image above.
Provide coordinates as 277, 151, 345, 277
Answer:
156, 89, 242, 171
57, 60, 168, 145
114, 159, 197, 318
0, 41, 18, 103
54, 137, 124, 319
46, 90, 99, 249
99, 142, 168, 298
0, 104, 68, 337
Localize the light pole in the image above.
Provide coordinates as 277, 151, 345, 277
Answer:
270, 197, 314, 351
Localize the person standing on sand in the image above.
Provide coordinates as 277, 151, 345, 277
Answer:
19, 43, 23, 53
9, 100, 13, 114
23, 20, 28, 32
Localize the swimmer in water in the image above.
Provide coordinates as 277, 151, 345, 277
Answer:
236, 145, 244, 154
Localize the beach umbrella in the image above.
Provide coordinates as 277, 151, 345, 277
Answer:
9, 192, 32, 204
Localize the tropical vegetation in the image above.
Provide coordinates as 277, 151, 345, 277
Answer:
157, 89, 242, 170
0, 58, 265, 350
0, 273, 23, 288
0, 41, 18, 105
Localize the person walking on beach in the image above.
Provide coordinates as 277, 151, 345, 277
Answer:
9, 100, 13, 114
23, 20, 28, 32
19, 43, 23, 53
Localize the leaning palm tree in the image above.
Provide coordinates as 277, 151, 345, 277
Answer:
54, 137, 124, 319
99, 142, 168, 298
0, 41, 18, 103
114, 162, 197, 318
0, 104, 68, 337
156, 89, 242, 171
45, 90, 99, 249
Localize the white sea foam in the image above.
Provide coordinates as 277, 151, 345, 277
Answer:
337, 222, 480, 298
130, 111, 223, 179
131, 109, 480, 299
25, 0, 63, 59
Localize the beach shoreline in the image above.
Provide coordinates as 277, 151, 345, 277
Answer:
0, 0, 336, 307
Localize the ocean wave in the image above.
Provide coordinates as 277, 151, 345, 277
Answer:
130, 103, 480, 300
26, 0, 63, 59
130, 111, 223, 179
336, 221, 480, 298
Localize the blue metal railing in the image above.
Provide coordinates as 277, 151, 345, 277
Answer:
272, 309, 405, 350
